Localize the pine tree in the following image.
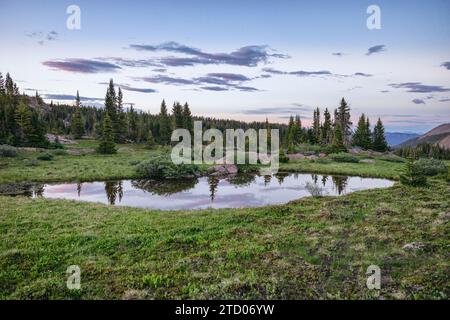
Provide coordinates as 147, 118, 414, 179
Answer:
14, 101, 33, 145
330, 121, 347, 153
158, 100, 171, 144
0, 73, 5, 95
365, 117, 372, 149
97, 113, 116, 154
115, 87, 127, 142
265, 117, 272, 150
352, 114, 371, 149
294, 115, 303, 142
286, 115, 295, 152
172, 102, 184, 129
320, 108, 332, 145
127, 105, 138, 141
337, 98, 352, 144
312, 107, 321, 143
70, 91, 84, 139
373, 118, 388, 152
104, 79, 120, 142
400, 158, 427, 186
146, 130, 155, 149
182, 102, 193, 134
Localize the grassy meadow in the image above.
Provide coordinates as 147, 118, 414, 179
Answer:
0, 141, 449, 299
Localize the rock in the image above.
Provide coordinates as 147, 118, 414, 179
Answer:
349, 147, 363, 154
318, 153, 327, 158
287, 153, 305, 161
45, 134, 76, 144
402, 242, 426, 251
359, 159, 375, 164
307, 155, 318, 161
207, 164, 238, 176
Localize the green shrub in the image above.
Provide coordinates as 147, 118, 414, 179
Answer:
24, 159, 39, 167
37, 153, 54, 161
379, 155, 405, 163
129, 160, 141, 166
52, 149, 67, 156
0, 145, 18, 157
413, 158, 448, 176
330, 152, 359, 163
400, 158, 427, 187
279, 149, 289, 163
135, 155, 199, 179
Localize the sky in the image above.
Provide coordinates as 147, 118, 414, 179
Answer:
0, 0, 449, 133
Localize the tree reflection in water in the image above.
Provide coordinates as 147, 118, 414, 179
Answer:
321, 175, 328, 187
131, 178, 197, 196
263, 175, 272, 186
274, 172, 289, 185
331, 176, 348, 195
207, 176, 219, 201
104, 181, 123, 205
225, 173, 256, 187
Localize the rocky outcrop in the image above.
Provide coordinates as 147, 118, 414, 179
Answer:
207, 164, 238, 176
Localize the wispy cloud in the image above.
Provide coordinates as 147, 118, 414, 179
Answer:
366, 45, 386, 56
128, 41, 288, 67
43, 94, 103, 102
412, 98, 426, 104
43, 59, 121, 73
27, 30, 59, 45
389, 82, 450, 93
241, 104, 313, 115
441, 61, 450, 70
98, 82, 157, 93
262, 68, 372, 78
332, 52, 344, 56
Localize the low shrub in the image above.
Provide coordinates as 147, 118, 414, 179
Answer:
379, 155, 405, 163
400, 158, 427, 187
37, 153, 54, 161
329, 152, 359, 163
279, 149, 289, 163
135, 155, 199, 179
52, 149, 67, 156
413, 158, 448, 176
0, 145, 18, 157
24, 159, 39, 167
129, 160, 141, 166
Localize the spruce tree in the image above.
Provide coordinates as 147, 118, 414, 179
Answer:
294, 115, 303, 142
172, 102, 184, 129
97, 113, 116, 154
70, 91, 84, 139
352, 114, 371, 149
330, 122, 347, 153
182, 102, 193, 134
158, 100, 171, 145
320, 108, 332, 145
337, 98, 352, 144
0, 73, 5, 95
14, 101, 33, 145
146, 130, 155, 149
312, 107, 321, 143
373, 118, 388, 152
365, 117, 372, 149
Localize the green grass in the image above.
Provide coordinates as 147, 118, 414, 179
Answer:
280, 158, 405, 179
0, 141, 159, 184
0, 179, 448, 299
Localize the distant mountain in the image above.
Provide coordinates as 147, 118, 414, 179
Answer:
385, 132, 420, 147
395, 123, 450, 149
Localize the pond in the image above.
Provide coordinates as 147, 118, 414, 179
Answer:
1, 173, 395, 210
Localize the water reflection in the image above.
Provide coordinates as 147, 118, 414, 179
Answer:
0, 173, 394, 210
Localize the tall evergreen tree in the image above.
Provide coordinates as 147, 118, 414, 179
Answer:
0, 73, 5, 95
365, 117, 372, 149
182, 102, 193, 134
70, 91, 84, 139
14, 101, 33, 145
312, 107, 321, 143
158, 100, 171, 145
294, 115, 303, 142
352, 114, 371, 149
330, 121, 347, 153
97, 113, 116, 154
172, 102, 184, 129
373, 118, 388, 152
320, 108, 332, 145
336, 98, 352, 145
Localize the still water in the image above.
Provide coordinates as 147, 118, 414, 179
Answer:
12, 173, 394, 210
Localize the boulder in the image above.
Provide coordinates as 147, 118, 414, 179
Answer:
287, 153, 305, 161
307, 155, 318, 161
207, 164, 238, 176
402, 242, 426, 251
359, 159, 375, 164
318, 153, 327, 158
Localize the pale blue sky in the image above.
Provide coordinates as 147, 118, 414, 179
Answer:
0, 0, 449, 132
